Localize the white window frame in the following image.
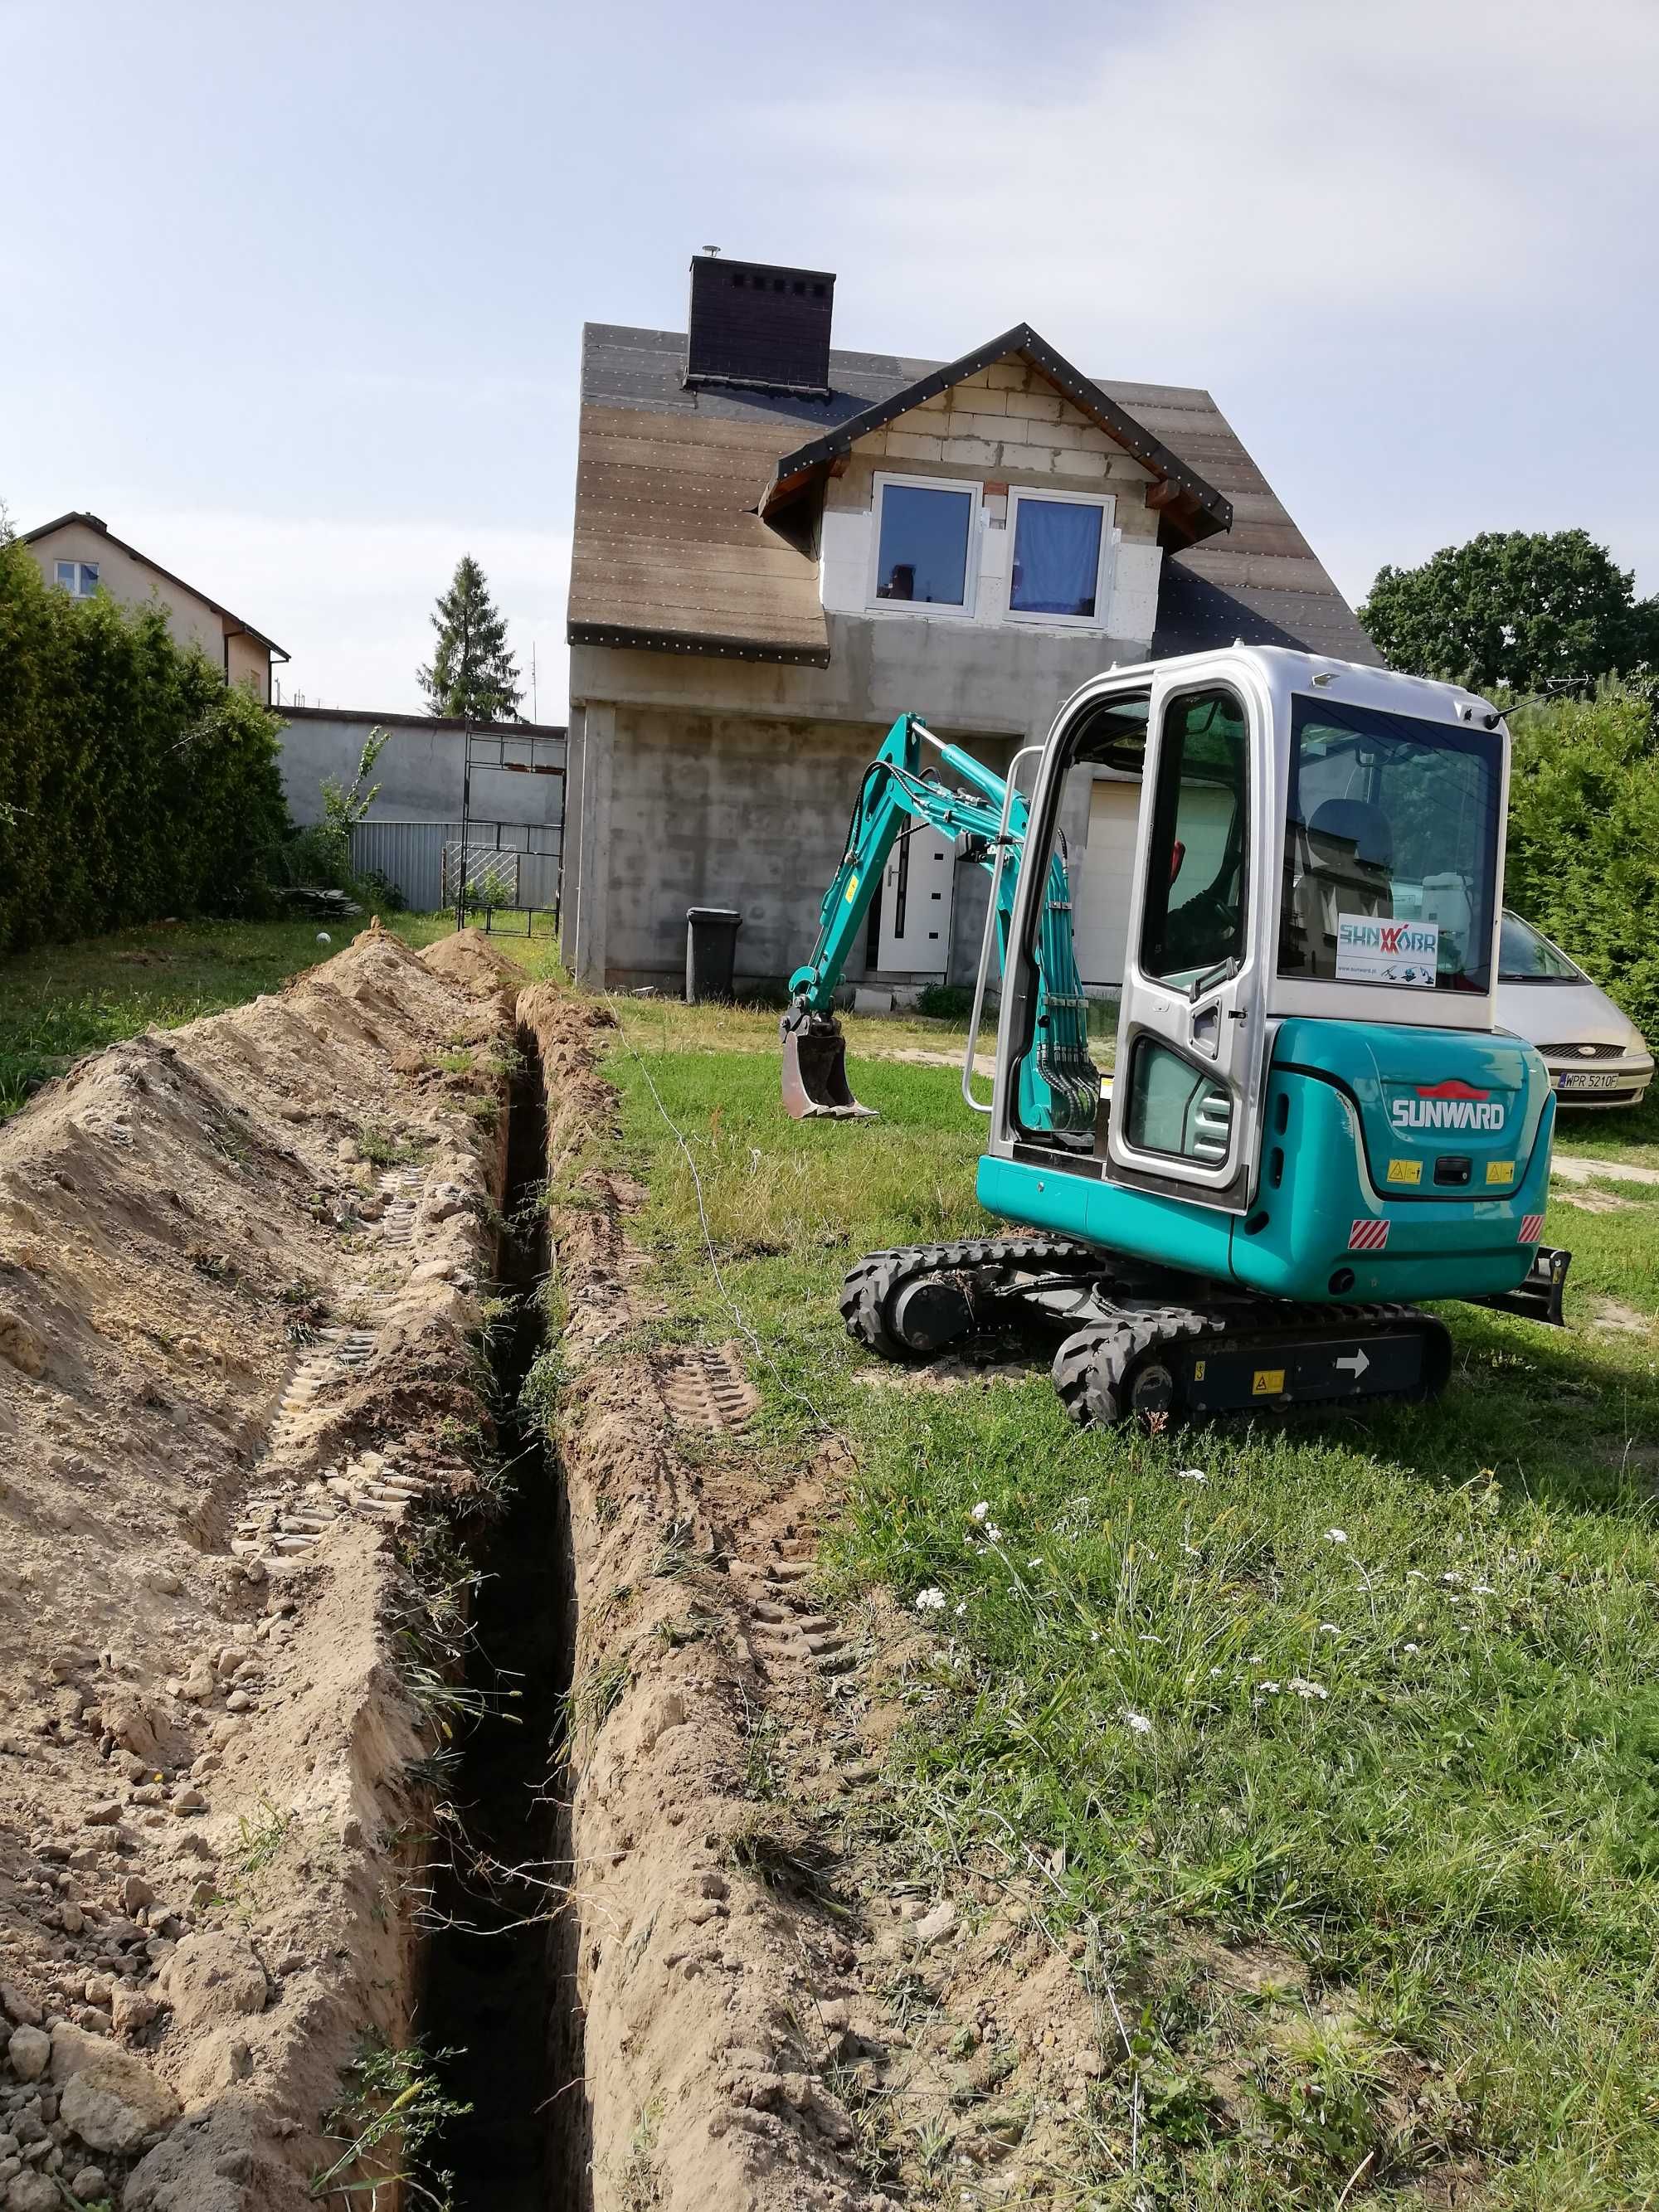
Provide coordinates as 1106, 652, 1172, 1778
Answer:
54, 559, 99, 599
1004, 486, 1116, 630
865, 472, 981, 620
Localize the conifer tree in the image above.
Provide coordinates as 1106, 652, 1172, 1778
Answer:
418, 555, 522, 721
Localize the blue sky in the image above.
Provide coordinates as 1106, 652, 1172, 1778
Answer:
4, 0, 1655, 717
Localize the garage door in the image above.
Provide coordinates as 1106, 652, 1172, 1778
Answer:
1073, 777, 1141, 989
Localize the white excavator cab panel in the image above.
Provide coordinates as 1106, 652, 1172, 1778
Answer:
990, 649, 1510, 1211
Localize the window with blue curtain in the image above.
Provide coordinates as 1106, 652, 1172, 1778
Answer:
1009, 497, 1104, 617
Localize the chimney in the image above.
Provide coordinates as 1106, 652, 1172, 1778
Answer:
684, 254, 835, 398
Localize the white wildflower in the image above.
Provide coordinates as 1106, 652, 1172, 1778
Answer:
955, 1599, 969, 1618
915, 1587, 946, 1613
1325, 1529, 1348, 1545
1176, 1467, 1208, 1483
1089, 1630, 1101, 1644
1473, 1583, 1495, 1597
1318, 1622, 1341, 1637
972, 1501, 990, 1523
1123, 1710, 1153, 1736
985, 1526, 1003, 1546
1402, 1641, 1420, 1654
1287, 1677, 1328, 1699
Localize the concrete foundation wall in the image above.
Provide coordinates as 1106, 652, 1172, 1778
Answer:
587, 707, 1029, 990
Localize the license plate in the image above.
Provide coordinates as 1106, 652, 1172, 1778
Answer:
1553, 1071, 1620, 1091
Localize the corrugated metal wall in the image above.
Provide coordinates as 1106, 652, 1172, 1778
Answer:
350, 820, 563, 916
351, 820, 458, 912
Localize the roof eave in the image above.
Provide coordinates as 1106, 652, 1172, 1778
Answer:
568, 620, 830, 668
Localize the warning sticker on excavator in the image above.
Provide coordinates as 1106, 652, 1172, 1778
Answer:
844, 873, 859, 904
1486, 1160, 1514, 1184
1252, 1368, 1286, 1396
1386, 1158, 1422, 1184
1192, 1359, 1205, 1380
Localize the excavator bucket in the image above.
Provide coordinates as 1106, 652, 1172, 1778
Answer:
781, 1011, 878, 1120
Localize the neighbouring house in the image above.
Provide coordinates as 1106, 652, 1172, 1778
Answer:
563, 253, 1377, 997
20, 511, 288, 703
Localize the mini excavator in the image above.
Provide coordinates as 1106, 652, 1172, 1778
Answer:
781, 648, 1570, 1425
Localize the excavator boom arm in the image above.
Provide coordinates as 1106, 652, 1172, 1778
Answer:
781, 713, 1097, 1138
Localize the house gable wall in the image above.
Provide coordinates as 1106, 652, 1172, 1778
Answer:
23, 520, 275, 702
819, 357, 1164, 647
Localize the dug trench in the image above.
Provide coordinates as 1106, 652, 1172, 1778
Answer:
0, 936, 1126, 2212
420, 1023, 586, 2209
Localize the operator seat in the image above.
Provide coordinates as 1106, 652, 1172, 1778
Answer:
1290, 796, 1394, 977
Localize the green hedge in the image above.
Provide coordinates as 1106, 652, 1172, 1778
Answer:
1504, 682, 1659, 1040
0, 536, 289, 950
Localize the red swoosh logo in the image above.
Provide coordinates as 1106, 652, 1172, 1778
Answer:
1415, 1078, 1491, 1101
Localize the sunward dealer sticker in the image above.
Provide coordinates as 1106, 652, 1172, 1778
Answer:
1335, 914, 1439, 988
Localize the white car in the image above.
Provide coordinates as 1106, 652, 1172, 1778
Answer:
1496, 911, 1653, 1111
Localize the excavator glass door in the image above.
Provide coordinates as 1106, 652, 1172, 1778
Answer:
1105, 680, 1268, 1210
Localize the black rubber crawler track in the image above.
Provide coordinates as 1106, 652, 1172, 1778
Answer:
840, 1237, 1098, 1364
1053, 1300, 1452, 1427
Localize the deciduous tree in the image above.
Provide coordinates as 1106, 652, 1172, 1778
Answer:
1360, 530, 1659, 697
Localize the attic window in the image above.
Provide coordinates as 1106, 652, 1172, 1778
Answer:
870, 476, 978, 614
1006, 489, 1114, 625
54, 559, 100, 599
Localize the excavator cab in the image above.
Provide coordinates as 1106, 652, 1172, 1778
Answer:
814, 649, 1569, 1425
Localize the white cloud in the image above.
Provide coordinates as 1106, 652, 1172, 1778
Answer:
112, 509, 572, 722
752, 0, 1659, 372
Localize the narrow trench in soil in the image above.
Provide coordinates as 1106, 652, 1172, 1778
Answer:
423, 1027, 589, 2207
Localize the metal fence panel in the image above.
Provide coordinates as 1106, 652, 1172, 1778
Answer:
351, 819, 562, 917
350, 821, 460, 912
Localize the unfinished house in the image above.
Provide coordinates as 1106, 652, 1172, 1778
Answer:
563, 255, 1374, 996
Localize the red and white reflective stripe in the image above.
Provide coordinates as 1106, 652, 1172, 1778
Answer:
1348, 1219, 1390, 1252
1519, 1213, 1545, 1244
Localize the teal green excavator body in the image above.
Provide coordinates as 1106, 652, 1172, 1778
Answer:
786, 653, 1570, 1412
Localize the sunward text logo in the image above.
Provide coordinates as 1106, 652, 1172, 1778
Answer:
1339, 919, 1438, 960
1389, 1077, 1506, 1134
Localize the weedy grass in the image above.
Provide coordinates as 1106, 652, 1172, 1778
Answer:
604, 1016, 1659, 2210
0, 912, 453, 1119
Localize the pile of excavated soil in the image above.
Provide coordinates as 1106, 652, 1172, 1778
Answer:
0, 926, 522, 2211
523, 987, 1113, 2212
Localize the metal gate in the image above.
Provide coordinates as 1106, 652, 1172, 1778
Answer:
346, 725, 567, 923
454, 725, 566, 936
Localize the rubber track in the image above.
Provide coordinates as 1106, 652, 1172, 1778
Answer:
840, 1237, 1097, 1364
1052, 1300, 1449, 1427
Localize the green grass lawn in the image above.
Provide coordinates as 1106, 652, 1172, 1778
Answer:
604, 1002, 1659, 2211
0, 912, 463, 1118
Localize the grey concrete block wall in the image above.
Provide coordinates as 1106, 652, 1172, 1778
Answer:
276, 707, 565, 831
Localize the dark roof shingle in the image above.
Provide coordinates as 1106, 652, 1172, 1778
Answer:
569, 324, 1374, 665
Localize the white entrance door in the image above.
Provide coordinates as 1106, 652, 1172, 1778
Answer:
878, 825, 956, 975
1073, 776, 1141, 989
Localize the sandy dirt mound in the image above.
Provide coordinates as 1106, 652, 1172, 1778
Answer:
523, 985, 1113, 2212
0, 926, 511, 2209
421, 929, 528, 1013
